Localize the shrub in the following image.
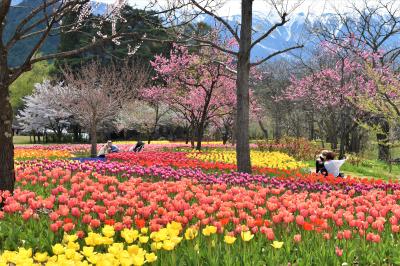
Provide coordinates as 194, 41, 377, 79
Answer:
256, 137, 320, 161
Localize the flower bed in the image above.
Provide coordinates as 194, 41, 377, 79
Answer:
1, 145, 400, 264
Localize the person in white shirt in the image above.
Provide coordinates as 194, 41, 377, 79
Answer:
324, 151, 346, 178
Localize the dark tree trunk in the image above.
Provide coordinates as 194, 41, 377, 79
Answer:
273, 109, 282, 140
90, 126, 97, 158
189, 122, 195, 149
0, 81, 16, 193
309, 112, 315, 140
377, 119, 390, 161
73, 125, 80, 143
339, 135, 346, 159
56, 129, 62, 143
258, 120, 269, 139
195, 124, 205, 151
235, 0, 252, 173
231, 121, 236, 146
185, 127, 189, 144
222, 129, 229, 144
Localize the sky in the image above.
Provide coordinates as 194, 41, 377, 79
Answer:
96, 0, 385, 17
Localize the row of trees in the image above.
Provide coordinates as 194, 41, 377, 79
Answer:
254, 0, 400, 162
18, 43, 249, 156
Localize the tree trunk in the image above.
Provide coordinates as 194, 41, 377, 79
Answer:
273, 109, 282, 140
195, 124, 205, 151
339, 135, 346, 159
309, 111, 315, 140
0, 81, 16, 193
90, 126, 97, 158
185, 127, 189, 144
190, 122, 195, 149
258, 120, 268, 139
73, 125, 80, 143
377, 119, 390, 161
235, 0, 252, 173
57, 129, 62, 143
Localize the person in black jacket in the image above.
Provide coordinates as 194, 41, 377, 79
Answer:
129, 140, 145, 152
316, 150, 329, 175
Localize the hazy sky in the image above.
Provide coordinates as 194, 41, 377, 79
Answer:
96, 0, 384, 16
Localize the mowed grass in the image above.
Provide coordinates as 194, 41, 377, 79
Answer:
13, 135, 31, 144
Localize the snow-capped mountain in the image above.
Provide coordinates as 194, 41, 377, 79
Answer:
10, 0, 399, 62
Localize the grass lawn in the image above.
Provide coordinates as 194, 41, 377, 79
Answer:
13, 135, 31, 144
305, 159, 400, 180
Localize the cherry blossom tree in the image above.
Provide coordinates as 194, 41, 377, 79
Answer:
117, 100, 170, 143
148, 44, 237, 150
160, 0, 304, 172
284, 39, 378, 155
17, 80, 71, 142
59, 61, 149, 157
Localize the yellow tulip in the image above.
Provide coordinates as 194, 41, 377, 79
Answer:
102, 225, 115, 238
224, 235, 237, 244
145, 252, 157, 263
132, 254, 145, 266
271, 241, 284, 249
162, 240, 175, 251
139, 236, 149, 243
121, 229, 139, 244
151, 242, 163, 251
33, 252, 48, 263
240, 231, 254, 242
18, 247, 32, 258
81, 246, 95, 257
52, 244, 64, 255
184, 227, 198, 240
127, 245, 140, 255
202, 225, 217, 236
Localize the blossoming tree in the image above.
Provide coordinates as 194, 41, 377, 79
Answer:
283, 42, 373, 156
59, 61, 149, 157
17, 80, 71, 142
149, 44, 237, 150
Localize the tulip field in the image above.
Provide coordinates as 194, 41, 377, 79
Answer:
2, 142, 400, 265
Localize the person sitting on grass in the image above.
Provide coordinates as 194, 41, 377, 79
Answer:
97, 140, 119, 158
324, 151, 346, 178
316, 150, 329, 175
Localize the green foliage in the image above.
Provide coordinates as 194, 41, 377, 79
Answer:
5, 0, 59, 67
52, 6, 171, 76
9, 60, 53, 113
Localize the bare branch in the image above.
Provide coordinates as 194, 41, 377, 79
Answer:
250, 45, 304, 66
